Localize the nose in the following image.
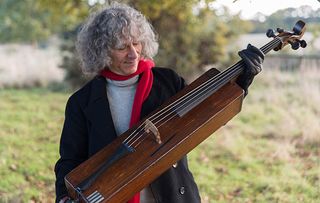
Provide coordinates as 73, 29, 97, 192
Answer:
127, 44, 139, 59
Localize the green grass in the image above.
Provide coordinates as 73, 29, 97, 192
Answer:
0, 88, 68, 202
0, 69, 319, 202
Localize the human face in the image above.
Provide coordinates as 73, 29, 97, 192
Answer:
109, 41, 142, 76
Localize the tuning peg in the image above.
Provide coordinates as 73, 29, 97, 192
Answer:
276, 28, 284, 33
266, 29, 276, 38
299, 40, 307, 48
293, 21, 305, 35
289, 41, 300, 50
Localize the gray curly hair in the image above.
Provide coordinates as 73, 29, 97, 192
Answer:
76, 3, 159, 75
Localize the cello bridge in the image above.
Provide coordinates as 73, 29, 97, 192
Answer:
144, 119, 162, 144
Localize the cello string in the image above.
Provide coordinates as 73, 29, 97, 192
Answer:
151, 37, 281, 125
132, 61, 245, 146
126, 37, 281, 147
124, 61, 242, 145
157, 37, 280, 124
125, 38, 281, 147
126, 60, 244, 146
128, 38, 281, 147
130, 64, 244, 148
130, 61, 246, 148
159, 37, 282, 121
147, 37, 281, 128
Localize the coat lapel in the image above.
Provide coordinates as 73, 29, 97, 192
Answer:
83, 76, 117, 152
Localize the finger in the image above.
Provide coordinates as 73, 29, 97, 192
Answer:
240, 51, 261, 75
247, 52, 261, 69
239, 51, 256, 69
248, 44, 265, 60
244, 48, 263, 68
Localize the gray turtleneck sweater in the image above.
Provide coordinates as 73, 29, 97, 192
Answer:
106, 76, 156, 203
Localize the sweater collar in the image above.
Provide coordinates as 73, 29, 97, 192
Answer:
106, 75, 139, 87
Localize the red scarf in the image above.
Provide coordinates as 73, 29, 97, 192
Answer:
100, 59, 154, 203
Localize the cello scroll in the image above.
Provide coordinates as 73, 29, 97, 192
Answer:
266, 20, 307, 51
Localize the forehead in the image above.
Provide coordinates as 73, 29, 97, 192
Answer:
114, 25, 141, 45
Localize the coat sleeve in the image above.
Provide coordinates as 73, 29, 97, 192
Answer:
54, 94, 89, 202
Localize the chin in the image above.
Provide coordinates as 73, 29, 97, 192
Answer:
126, 67, 138, 75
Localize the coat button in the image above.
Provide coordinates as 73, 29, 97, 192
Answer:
172, 162, 178, 168
179, 186, 185, 195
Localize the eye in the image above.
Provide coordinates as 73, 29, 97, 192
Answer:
132, 41, 140, 46
116, 44, 127, 50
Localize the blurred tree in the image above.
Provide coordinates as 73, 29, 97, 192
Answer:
249, 6, 320, 54
250, 6, 320, 33
63, 0, 251, 87
128, 0, 251, 77
128, 0, 204, 75
0, 0, 251, 88
196, 6, 252, 66
59, 27, 91, 89
0, 0, 89, 43
0, 0, 49, 43
38, 0, 93, 88
37, 0, 90, 32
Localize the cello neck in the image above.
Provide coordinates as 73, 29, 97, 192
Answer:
217, 37, 282, 85
173, 37, 282, 117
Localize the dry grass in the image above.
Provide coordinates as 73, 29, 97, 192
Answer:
0, 41, 64, 88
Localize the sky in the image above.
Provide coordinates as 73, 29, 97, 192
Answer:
212, 0, 320, 19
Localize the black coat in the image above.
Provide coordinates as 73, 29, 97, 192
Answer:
54, 67, 201, 203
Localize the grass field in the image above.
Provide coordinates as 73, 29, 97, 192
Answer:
0, 69, 319, 203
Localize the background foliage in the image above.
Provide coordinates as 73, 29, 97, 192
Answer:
250, 6, 320, 34
2, 1, 317, 88
0, 0, 251, 88
0, 0, 89, 43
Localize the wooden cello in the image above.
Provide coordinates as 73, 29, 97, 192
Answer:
65, 21, 307, 203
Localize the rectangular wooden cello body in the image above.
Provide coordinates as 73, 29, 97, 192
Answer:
65, 68, 244, 203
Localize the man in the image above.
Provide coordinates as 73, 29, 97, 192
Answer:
55, 2, 263, 203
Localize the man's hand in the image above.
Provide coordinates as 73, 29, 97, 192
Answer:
237, 44, 264, 95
